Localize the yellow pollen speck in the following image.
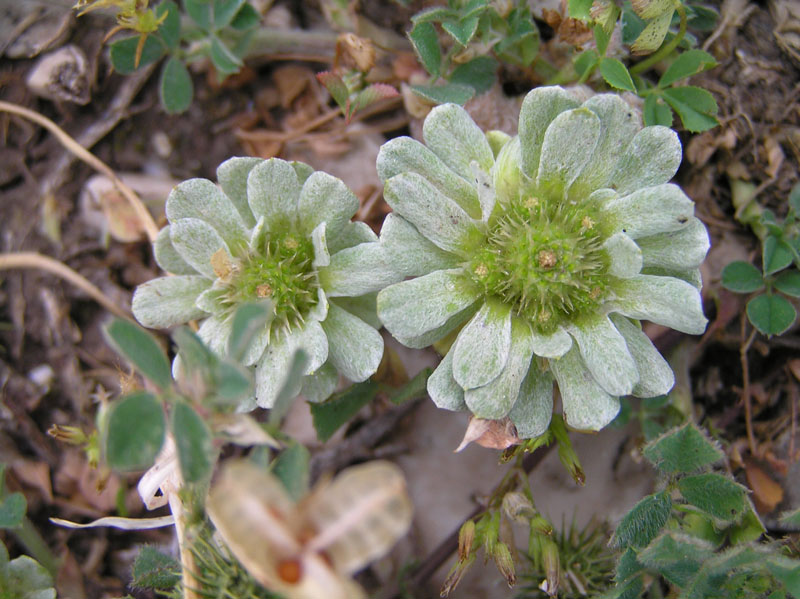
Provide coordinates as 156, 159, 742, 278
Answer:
538, 309, 552, 323
590, 287, 601, 300
210, 248, 233, 279
581, 215, 594, 230
474, 263, 489, 278
524, 197, 540, 210
256, 283, 273, 298
284, 237, 299, 250
538, 250, 557, 269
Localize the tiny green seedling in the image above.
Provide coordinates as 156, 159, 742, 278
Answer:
722, 183, 800, 336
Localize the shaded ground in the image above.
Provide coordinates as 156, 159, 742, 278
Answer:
1, 0, 800, 597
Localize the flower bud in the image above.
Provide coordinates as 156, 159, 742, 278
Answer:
502, 491, 537, 524
458, 519, 476, 560
542, 538, 561, 597
493, 542, 516, 587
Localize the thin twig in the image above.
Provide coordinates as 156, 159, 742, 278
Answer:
0, 100, 159, 242
740, 317, 758, 456
0, 252, 132, 321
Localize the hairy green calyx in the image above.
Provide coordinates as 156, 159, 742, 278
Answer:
468, 195, 611, 334
224, 232, 318, 336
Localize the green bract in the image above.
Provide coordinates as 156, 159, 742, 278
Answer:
133, 157, 396, 409
376, 86, 709, 434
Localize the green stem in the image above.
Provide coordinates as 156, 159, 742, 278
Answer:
12, 517, 60, 578
629, 3, 687, 76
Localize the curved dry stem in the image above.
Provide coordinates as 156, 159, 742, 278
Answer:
0, 252, 132, 321
0, 100, 160, 243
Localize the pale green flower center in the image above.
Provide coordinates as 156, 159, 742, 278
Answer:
468, 195, 611, 334
224, 232, 318, 335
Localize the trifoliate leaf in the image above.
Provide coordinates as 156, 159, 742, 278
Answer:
677, 473, 749, 522
408, 21, 441, 78
611, 491, 672, 548
662, 86, 719, 132
721, 261, 764, 293
104, 392, 165, 471
600, 58, 637, 92
763, 235, 794, 275
642, 422, 723, 474
658, 49, 717, 88
747, 293, 796, 336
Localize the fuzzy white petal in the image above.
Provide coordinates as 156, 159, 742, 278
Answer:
609, 313, 674, 398
568, 316, 639, 397
246, 158, 300, 230
508, 366, 554, 439
377, 269, 478, 340
154, 226, 197, 275
452, 300, 512, 390
550, 346, 621, 431
611, 274, 707, 334
254, 321, 328, 408
132, 275, 211, 328
301, 361, 339, 403
603, 232, 643, 278
536, 108, 602, 198
383, 172, 483, 255
379, 213, 460, 278
518, 86, 581, 179
529, 326, 572, 358
321, 303, 383, 382
170, 218, 230, 279
464, 317, 535, 419
377, 136, 481, 217
320, 242, 399, 297
422, 103, 494, 181
610, 126, 682, 196
427, 349, 467, 411
298, 171, 359, 238
638, 217, 710, 270
603, 183, 695, 238
217, 157, 261, 227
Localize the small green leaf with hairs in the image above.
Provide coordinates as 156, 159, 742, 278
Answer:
611, 491, 672, 548
747, 293, 796, 336
408, 21, 441, 78
104, 392, 165, 471
662, 86, 719, 132
574, 49, 599, 79
677, 473, 749, 522
643, 94, 673, 127
271, 442, 310, 501
347, 84, 400, 121
1, 554, 56, 599
310, 380, 379, 442
156, 1, 180, 51
780, 506, 800, 527
184, 0, 212, 30
658, 49, 717, 87
209, 37, 243, 76
213, 0, 246, 29
766, 555, 800, 597
637, 532, 713, 588
110, 35, 166, 74
775, 270, 800, 298
173, 327, 215, 374
642, 422, 724, 474
172, 401, 214, 484
104, 319, 171, 390
159, 56, 193, 114
411, 82, 475, 105
600, 58, 636, 92
131, 546, 181, 590
227, 301, 273, 362
229, 3, 259, 29
721, 261, 764, 293
317, 71, 350, 111
449, 56, 498, 95
442, 16, 479, 46
763, 235, 794, 275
